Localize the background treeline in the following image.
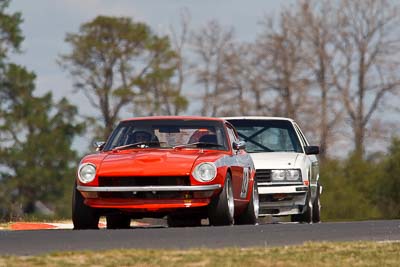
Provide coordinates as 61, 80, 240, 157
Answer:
0, 0, 399, 221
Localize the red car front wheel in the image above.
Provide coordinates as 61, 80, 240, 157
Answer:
208, 173, 234, 226
72, 182, 100, 230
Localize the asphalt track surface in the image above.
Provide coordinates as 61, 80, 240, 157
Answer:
1, 220, 399, 255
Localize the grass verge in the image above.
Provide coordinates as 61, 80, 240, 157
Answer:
0, 241, 399, 267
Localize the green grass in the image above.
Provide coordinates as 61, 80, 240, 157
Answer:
1, 241, 399, 267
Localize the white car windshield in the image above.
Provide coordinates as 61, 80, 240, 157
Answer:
227, 119, 303, 153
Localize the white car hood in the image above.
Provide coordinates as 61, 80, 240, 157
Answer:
250, 152, 300, 169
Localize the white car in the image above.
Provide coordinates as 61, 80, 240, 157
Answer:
224, 116, 321, 223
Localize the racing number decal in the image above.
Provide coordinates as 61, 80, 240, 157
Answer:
240, 167, 250, 198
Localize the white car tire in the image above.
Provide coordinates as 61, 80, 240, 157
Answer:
312, 183, 321, 223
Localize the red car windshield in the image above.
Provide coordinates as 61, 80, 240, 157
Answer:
103, 119, 229, 151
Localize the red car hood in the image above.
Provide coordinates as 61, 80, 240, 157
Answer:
97, 149, 203, 177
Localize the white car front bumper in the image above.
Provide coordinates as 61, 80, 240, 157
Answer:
257, 184, 308, 216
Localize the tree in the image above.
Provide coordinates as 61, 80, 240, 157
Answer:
254, 0, 400, 159
0, 2, 84, 220
376, 138, 400, 218
0, 64, 84, 220
287, 0, 344, 160
212, 42, 275, 116
191, 20, 236, 116
320, 155, 381, 221
332, 0, 400, 157
0, 0, 23, 61
60, 16, 182, 140
256, 11, 312, 122
133, 35, 188, 116
167, 8, 192, 116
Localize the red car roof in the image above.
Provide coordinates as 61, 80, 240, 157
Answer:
121, 116, 225, 122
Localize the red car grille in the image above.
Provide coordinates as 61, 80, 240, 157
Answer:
98, 176, 191, 187
98, 191, 191, 199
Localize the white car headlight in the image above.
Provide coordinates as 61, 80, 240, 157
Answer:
192, 162, 217, 182
286, 169, 301, 181
271, 169, 301, 182
78, 163, 96, 183
271, 170, 286, 181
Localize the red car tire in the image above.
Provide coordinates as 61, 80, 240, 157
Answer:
208, 173, 234, 226
72, 182, 100, 229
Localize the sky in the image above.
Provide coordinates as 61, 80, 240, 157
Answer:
8, 0, 293, 152
9, 0, 290, 111
6, 0, 400, 157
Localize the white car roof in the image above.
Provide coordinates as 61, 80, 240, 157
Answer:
222, 116, 295, 123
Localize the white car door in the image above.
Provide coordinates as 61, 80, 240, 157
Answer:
293, 122, 320, 200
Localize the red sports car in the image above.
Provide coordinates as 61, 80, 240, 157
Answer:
73, 116, 259, 229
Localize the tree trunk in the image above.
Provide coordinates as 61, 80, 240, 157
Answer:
319, 88, 328, 161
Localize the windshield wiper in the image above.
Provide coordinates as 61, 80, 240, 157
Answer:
112, 141, 160, 151
173, 142, 224, 149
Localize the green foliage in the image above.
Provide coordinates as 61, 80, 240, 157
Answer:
60, 16, 186, 140
0, 0, 23, 59
134, 35, 188, 116
321, 153, 382, 221
59, 16, 152, 138
375, 138, 400, 218
320, 142, 400, 221
0, 64, 84, 221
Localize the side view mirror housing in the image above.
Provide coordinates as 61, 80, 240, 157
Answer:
233, 141, 246, 151
304, 145, 320, 155
94, 141, 106, 151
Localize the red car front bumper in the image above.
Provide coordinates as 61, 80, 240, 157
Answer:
78, 184, 221, 212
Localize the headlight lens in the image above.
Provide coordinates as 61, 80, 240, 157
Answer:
192, 162, 217, 182
271, 170, 285, 181
286, 170, 301, 181
271, 169, 301, 182
78, 163, 96, 183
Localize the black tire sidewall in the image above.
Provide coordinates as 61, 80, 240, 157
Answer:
291, 189, 313, 223
235, 179, 258, 225
72, 182, 99, 229
312, 184, 321, 223
208, 172, 234, 226
303, 189, 313, 223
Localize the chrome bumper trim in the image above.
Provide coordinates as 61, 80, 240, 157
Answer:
77, 184, 221, 192
258, 185, 308, 194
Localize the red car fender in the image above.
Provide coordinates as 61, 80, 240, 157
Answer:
77, 154, 107, 187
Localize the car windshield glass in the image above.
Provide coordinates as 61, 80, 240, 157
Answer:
103, 119, 228, 151
227, 119, 303, 153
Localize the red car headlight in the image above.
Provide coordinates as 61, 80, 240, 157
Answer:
192, 162, 217, 182
78, 163, 96, 184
